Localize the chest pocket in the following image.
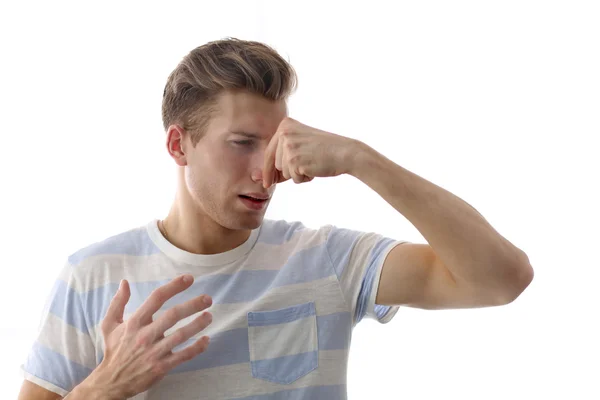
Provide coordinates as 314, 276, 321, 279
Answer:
247, 301, 319, 385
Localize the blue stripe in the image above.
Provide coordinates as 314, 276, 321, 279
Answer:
23, 341, 93, 392
160, 312, 350, 375
248, 302, 315, 327
374, 304, 391, 320
48, 279, 90, 333
68, 227, 160, 265
232, 384, 346, 400
316, 312, 351, 350
58, 243, 335, 328
170, 328, 250, 373
355, 237, 396, 324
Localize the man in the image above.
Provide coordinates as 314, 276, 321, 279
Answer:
18, 38, 533, 400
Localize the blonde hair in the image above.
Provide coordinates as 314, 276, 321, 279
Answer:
161, 38, 298, 145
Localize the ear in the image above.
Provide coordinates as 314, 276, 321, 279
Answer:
166, 124, 187, 167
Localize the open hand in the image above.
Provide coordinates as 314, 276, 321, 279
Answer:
80, 275, 213, 400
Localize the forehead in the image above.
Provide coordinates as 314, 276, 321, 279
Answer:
210, 90, 287, 135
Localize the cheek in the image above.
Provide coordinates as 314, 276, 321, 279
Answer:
223, 148, 254, 175
185, 154, 235, 197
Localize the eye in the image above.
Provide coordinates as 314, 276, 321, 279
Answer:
233, 140, 254, 146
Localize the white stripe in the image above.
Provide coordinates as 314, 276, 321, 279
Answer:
243, 230, 328, 271
36, 313, 97, 369
69, 226, 329, 293
249, 315, 317, 360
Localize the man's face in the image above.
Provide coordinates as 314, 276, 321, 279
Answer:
182, 90, 287, 231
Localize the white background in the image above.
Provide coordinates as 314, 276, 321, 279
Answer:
1, 0, 598, 398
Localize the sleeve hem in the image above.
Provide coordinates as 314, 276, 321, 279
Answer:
20, 366, 70, 397
367, 240, 408, 324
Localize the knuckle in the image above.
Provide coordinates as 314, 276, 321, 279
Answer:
165, 307, 180, 323
151, 289, 165, 304
152, 362, 167, 376
197, 295, 211, 309
135, 333, 151, 348
125, 316, 140, 330
194, 316, 210, 331
172, 330, 186, 345
179, 349, 195, 362
281, 117, 293, 127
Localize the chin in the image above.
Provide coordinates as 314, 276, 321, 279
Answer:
220, 212, 265, 231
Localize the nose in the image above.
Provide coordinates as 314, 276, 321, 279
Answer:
251, 149, 265, 183
251, 167, 263, 183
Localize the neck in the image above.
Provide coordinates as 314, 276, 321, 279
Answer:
162, 201, 252, 255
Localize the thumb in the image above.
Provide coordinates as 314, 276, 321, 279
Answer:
102, 280, 130, 333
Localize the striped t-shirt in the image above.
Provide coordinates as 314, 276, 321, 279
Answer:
22, 219, 406, 399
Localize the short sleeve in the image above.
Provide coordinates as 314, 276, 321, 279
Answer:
21, 261, 97, 396
325, 225, 408, 327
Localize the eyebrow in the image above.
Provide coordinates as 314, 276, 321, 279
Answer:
229, 131, 262, 139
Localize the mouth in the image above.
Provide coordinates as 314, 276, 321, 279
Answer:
239, 194, 270, 210
239, 192, 270, 200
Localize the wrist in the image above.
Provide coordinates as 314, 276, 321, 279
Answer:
68, 383, 103, 400
71, 368, 123, 400
345, 139, 379, 178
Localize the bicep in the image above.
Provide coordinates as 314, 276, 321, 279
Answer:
376, 243, 499, 310
18, 380, 63, 400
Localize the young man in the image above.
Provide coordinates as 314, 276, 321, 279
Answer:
18, 38, 534, 400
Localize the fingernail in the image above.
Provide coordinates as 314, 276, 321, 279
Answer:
183, 275, 193, 284
203, 296, 212, 305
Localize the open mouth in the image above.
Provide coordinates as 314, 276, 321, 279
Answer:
239, 195, 268, 204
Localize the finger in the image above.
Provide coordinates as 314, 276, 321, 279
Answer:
282, 160, 291, 181
290, 163, 304, 184
148, 294, 212, 342
155, 312, 213, 358
162, 335, 210, 370
262, 132, 280, 188
133, 275, 194, 327
102, 280, 130, 334
280, 140, 292, 181
275, 135, 284, 174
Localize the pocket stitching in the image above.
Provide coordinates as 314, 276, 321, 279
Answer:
247, 302, 319, 385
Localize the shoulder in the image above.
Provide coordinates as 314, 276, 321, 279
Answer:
66, 221, 159, 269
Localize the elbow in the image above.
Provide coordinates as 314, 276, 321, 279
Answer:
500, 253, 535, 305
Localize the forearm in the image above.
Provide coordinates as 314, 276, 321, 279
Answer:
348, 141, 532, 293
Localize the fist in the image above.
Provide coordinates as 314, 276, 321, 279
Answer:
262, 117, 360, 188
